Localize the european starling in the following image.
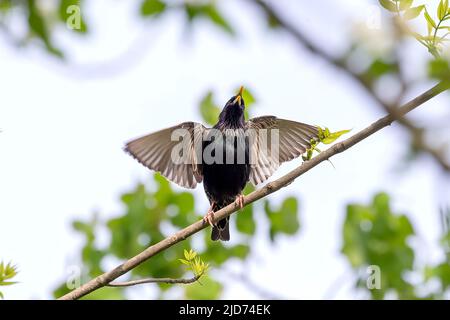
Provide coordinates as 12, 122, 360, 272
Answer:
125, 87, 319, 241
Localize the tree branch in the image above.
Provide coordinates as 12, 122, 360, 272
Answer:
106, 275, 200, 287
58, 81, 450, 300
251, 0, 450, 172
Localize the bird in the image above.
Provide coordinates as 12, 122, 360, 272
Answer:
124, 86, 319, 241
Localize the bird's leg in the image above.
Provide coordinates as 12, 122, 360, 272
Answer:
235, 194, 245, 209
203, 202, 216, 227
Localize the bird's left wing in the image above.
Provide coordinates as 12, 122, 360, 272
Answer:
124, 122, 207, 189
246, 116, 319, 185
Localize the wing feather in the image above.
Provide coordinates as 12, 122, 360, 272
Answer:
246, 116, 319, 186
125, 122, 206, 189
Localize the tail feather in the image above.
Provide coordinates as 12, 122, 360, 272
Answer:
211, 217, 230, 241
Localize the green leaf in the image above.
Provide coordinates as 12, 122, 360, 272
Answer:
0, 261, 18, 284
199, 91, 220, 126
236, 202, 256, 235
242, 89, 255, 106
189, 249, 197, 260
434, 263, 450, 289
404, 5, 424, 20
419, 35, 450, 42
73, 220, 95, 242
424, 9, 437, 29
2, 269, 17, 280
265, 197, 300, 241
438, 0, 446, 20
424, 262, 450, 290
341, 193, 416, 299
0, 0, 12, 11
379, 0, 397, 12
399, 0, 413, 11
203, 4, 234, 35
140, 0, 166, 17
428, 58, 450, 80
366, 59, 398, 79
230, 244, 250, 259
27, 0, 63, 57
320, 128, 351, 144
202, 242, 230, 264
190, 255, 209, 277
184, 3, 234, 35
59, 0, 88, 33
440, 231, 450, 249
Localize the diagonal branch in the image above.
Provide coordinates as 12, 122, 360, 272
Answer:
59, 81, 450, 300
251, 0, 450, 172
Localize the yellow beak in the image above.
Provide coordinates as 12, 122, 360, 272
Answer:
233, 86, 244, 105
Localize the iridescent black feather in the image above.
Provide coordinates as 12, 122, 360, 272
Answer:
202, 95, 250, 241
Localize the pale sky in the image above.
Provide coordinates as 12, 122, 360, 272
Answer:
0, 0, 449, 299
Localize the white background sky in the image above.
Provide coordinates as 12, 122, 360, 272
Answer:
0, 0, 449, 299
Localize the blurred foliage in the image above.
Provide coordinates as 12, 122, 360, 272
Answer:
429, 57, 450, 80
342, 193, 416, 299
342, 193, 450, 299
53, 87, 304, 299
0, 0, 447, 301
0, 0, 88, 57
264, 197, 299, 241
141, 0, 167, 17
0, 0, 234, 58
141, 0, 235, 35
0, 261, 18, 299
379, 0, 450, 57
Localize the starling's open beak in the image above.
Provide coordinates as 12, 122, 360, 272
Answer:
233, 86, 244, 106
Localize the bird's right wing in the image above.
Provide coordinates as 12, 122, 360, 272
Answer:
124, 122, 207, 189
246, 116, 319, 185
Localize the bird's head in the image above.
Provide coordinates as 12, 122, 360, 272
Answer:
218, 86, 245, 127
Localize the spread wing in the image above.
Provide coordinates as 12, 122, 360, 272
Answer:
124, 122, 207, 189
246, 116, 319, 185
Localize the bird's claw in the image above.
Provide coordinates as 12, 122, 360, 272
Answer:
203, 210, 215, 227
203, 202, 216, 227
235, 194, 245, 209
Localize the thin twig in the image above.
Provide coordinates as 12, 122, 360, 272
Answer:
58, 81, 450, 300
107, 275, 200, 287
